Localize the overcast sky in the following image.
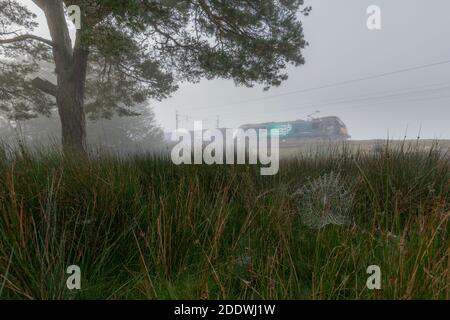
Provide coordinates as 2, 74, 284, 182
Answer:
21, 0, 450, 140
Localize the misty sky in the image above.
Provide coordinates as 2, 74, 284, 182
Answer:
20, 0, 450, 140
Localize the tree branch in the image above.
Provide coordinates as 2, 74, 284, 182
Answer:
0, 34, 54, 47
31, 77, 57, 97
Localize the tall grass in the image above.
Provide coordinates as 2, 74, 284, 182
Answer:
0, 141, 448, 299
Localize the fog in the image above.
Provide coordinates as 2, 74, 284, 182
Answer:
16, 0, 450, 140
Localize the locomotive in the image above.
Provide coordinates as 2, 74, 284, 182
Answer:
240, 116, 350, 145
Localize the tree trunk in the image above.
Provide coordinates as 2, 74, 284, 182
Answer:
56, 48, 89, 155
57, 78, 86, 154
42, 0, 89, 155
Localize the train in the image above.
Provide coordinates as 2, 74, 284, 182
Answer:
239, 116, 350, 145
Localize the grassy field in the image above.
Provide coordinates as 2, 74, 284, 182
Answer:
0, 141, 448, 299
279, 139, 450, 158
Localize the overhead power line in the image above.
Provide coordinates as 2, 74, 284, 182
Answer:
217, 82, 450, 118
220, 93, 450, 121
187, 59, 450, 112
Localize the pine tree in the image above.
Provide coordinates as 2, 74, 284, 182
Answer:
0, 0, 309, 154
